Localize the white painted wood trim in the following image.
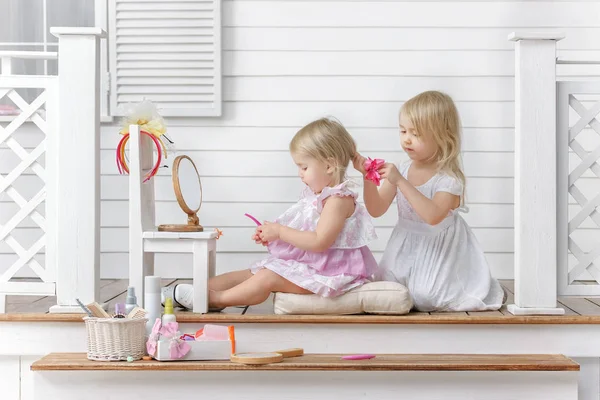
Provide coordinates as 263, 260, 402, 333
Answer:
48, 27, 106, 37
0, 357, 20, 400
106, 0, 118, 117
95, 0, 110, 118
557, 58, 600, 65
44, 77, 59, 284
561, 285, 600, 297
192, 240, 210, 313
557, 81, 600, 296
143, 239, 197, 253
0, 282, 54, 295
4, 322, 600, 358
507, 305, 565, 316
0, 51, 58, 59
0, 57, 10, 75
508, 32, 566, 41
128, 123, 143, 305
0, 75, 61, 88
49, 30, 104, 313
573, 358, 600, 400
30, 370, 579, 400
143, 231, 218, 240
557, 82, 571, 297
213, 0, 223, 117
509, 32, 563, 314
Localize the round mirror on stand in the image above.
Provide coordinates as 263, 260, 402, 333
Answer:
158, 155, 204, 232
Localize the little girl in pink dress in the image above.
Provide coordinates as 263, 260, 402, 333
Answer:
207, 118, 380, 309
250, 181, 378, 297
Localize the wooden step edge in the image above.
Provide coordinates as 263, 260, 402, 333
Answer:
31, 353, 580, 372
4, 312, 600, 324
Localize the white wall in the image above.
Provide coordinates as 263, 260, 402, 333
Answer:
2, 1, 600, 280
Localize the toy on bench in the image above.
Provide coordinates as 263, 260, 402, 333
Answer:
147, 320, 236, 361
230, 348, 304, 365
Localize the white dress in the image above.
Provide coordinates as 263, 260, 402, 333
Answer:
379, 161, 504, 312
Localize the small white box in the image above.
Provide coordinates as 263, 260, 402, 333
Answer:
154, 339, 233, 361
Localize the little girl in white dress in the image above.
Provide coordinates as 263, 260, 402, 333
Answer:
354, 91, 504, 312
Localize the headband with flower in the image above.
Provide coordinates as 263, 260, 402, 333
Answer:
115, 100, 174, 182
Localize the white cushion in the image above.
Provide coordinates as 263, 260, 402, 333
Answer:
273, 281, 413, 315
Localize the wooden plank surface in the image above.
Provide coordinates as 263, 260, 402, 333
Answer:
499, 279, 515, 316
557, 297, 600, 316
31, 353, 580, 372
467, 311, 504, 316
4, 311, 600, 324
5, 279, 600, 324
430, 312, 469, 316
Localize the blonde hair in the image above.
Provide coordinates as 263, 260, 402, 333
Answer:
400, 91, 466, 200
290, 117, 357, 186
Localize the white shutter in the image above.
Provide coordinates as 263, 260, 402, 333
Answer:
108, 0, 221, 117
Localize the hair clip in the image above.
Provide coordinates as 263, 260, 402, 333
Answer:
244, 213, 262, 226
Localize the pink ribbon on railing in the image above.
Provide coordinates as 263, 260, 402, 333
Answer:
363, 157, 385, 186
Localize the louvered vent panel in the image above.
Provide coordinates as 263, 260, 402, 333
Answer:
108, 0, 221, 117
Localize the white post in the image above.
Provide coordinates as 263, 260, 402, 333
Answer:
128, 124, 156, 307
507, 32, 566, 316
1, 56, 12, 75
48, 28, 106, 313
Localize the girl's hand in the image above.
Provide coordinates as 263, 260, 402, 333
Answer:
251, 228, 268, 246
258, 221, 281, 243
352, 153, 367, 176
378, 163, 403, 186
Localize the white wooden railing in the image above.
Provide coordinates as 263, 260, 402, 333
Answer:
3, 29, 597, 315
557, 67, 600, 297
509, 32, 600, 315
0, 28, 105, 313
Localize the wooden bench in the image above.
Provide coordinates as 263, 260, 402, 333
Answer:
30, 353, 579, 400
32, 352, 578, 372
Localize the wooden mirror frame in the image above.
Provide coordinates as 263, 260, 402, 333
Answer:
158, 155, 204, 232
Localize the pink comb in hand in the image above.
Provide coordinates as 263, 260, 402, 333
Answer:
244, 213, 262, 226
363, 157, 385, 186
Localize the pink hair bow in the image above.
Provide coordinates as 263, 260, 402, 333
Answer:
159, 321, 179, 337
363, 157, 385, 186
160, 322, 191, 360
146, 318, 162, 356
168, 337, 191, 359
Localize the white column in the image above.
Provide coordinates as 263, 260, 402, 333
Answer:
1, 56, 12, 75
48, 28, 106, 313
507, 32, 565, 316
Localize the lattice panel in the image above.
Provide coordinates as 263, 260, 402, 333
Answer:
558, 81, 600, 296
0, 86, 52, 290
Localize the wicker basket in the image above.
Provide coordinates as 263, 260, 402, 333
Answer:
84, 317, 148, 361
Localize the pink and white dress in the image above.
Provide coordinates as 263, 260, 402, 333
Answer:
250, 181, 380, 297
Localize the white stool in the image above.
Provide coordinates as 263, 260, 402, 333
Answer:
128, 124, 217, 313
141, 231, 216, 313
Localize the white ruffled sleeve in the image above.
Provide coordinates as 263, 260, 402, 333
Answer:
434, 174, 463, 197
316, 182, 358, 213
